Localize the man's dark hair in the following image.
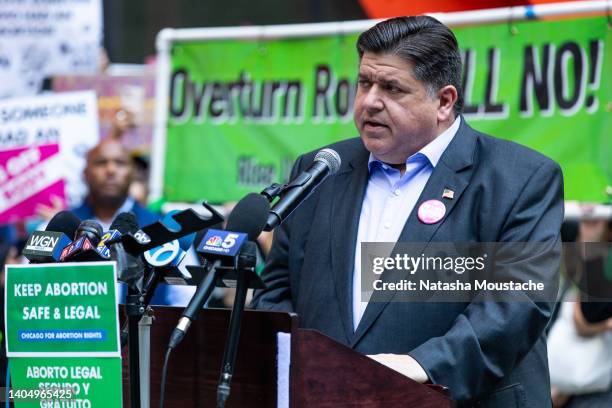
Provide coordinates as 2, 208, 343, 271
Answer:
357, 16, 464, 114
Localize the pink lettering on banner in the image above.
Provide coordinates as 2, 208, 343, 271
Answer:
0, 144, 66, 223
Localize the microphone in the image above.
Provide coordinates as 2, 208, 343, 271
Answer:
74, 220, 104, 246
119, 213, 198, 349
96, 215, 138, 259
22, 211, 81, 263
106, 212, 148, 349
140, 211, 197, 305
96, 229, 122, 259
108, 213, 145, 289
108, 213, 147, 408
265, 148, 341, 230
59, 220, 107, 262
48, 211, 82, 237
167, 193, 269, 350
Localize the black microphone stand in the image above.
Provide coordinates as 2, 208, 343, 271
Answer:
118, 203, 224, 408
216, 268, 249, 408
124, 262, 196, 408
125, 288, 146, 408
216, 242, 260, 408
160, 242, 263, 408
158, 261, 222, 408
120, 269, 164, 348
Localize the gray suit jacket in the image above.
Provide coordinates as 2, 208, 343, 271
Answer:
252, 120, 564, 407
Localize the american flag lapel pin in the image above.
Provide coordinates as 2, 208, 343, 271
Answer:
442, 188, 455, 200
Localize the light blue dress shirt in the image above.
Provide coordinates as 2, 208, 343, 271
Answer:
352, 117, 461, 331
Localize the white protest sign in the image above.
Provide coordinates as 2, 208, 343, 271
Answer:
0, 0, 103, 98
0, 91, 99, 222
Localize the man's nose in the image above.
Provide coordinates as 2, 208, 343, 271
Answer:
104, 161, 118, 175
362, 86, 384, 112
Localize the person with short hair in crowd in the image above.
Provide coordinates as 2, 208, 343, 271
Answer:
71, 138, 159, 229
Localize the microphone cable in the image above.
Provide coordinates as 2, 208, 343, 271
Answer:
159, 347, 172, 408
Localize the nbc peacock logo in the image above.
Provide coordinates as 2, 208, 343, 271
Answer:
206, 236, 223, 247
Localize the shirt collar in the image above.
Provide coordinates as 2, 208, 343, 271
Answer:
96, 197, 135, 231
368, 116, 461, 171
116, 197, 136, 216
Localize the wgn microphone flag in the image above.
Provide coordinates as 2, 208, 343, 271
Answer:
22, 211, 81, 263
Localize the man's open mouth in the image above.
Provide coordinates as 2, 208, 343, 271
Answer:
363, 119, 388, 129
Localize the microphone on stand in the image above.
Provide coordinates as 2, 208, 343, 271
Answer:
167, 193, 270, 350
265, 148, 341, 230
59, 220, 107, 262
22, 211, 81, 263
159, 193, 269, 408
108, 213, 145, 290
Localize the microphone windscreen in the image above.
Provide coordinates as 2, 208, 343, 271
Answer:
226, 193, 270, 241
76, 220, 104, 244
110, 212, 140, 234
314, 148, 341, 175
46, 211, 81, 237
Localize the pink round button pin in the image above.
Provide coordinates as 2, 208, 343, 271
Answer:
417, 199, 446, 224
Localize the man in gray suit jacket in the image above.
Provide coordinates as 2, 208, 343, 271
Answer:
252, 16, 563, 407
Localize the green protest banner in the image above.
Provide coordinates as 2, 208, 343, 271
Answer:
8, 357, 122, 408
164, 34, 357, 203
4, 263, 123, 407
453, 17, 610, 203
4, 263, 120, 356
161, 16, 610, 203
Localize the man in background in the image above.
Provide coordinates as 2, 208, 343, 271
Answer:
71, 138, 159, 229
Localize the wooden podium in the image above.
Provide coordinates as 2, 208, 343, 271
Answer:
121, 307, 454, 407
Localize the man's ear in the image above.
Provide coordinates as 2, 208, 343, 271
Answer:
127, 165, 135, 184
83, 163, 92, 186
437, 85, 458, 122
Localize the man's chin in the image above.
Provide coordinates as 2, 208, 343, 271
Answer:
91, 192, 127, 207
361, 137, 390, 156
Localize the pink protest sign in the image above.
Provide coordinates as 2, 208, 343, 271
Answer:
0, 144, 66, 223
